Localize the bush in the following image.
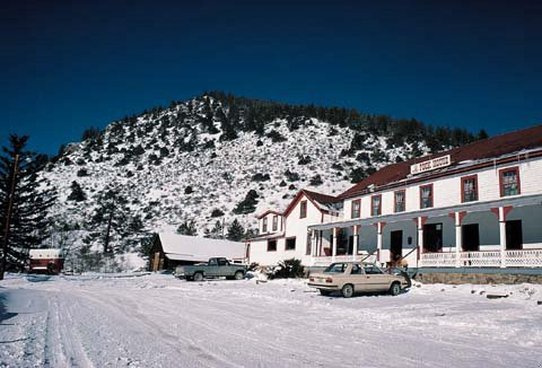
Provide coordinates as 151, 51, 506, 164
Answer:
210, 208, 224, 217
284, 169, 300, 182
252, 173, 270, 182
270, 258, 304, 279
266, 130, 286, 143
77, 168, 88, 177
309, 174, 323, 186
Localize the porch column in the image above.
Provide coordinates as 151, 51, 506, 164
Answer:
352, 225, 359, 260
376, 222, 384, 263
310, 230, 317, 258
416, 217, 427, 266
450, 211, 466, 268
332, 227, 338, 262
491, 206, 513, 269
318, 230, 323, 257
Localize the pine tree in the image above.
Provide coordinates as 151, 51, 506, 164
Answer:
226, 219, 245, 242
204, 220, 224, 239
87, 186, 131, 254
0, 135, 56, 279
176, 220, 197, 236
67, 181, 86, 201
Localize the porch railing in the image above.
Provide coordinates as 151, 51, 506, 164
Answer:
420, 249, 542, 268
311, 254, 377, 267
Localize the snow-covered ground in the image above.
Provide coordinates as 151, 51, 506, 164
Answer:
1, 274, 541, 368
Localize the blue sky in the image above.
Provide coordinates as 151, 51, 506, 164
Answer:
1, 0, 540, 154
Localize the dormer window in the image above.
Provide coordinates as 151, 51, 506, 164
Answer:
272, 216, 278, 231
262, 217, 268, 233
300, 200, 307, 219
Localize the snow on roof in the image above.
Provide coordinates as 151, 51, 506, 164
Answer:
29, 249, 64, 259
158, 233, 246, 262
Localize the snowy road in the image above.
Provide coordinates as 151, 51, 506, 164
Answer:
1, 274, 541, 368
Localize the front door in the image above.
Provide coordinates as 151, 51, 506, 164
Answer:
390, 230, 403, 264
423, 223, 443, 253
506, 220, 523, 250
462, 224, 480, 251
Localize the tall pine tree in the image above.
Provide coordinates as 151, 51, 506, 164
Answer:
226, 219, 245, 242
0, 135, 56, 279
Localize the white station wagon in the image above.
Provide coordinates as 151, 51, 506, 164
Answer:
308, 262, 411, 298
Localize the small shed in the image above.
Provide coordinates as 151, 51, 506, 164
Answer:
149, 233, 247, 271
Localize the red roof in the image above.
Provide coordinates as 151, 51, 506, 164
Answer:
256, 209, 283, 219
282, 189, 339, 217
340, 124, 542, 199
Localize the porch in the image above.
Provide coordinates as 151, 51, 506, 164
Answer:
307, 194, 542, 269
420, 249, 542, 268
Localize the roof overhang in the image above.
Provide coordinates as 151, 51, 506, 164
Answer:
309, 194, 542, 231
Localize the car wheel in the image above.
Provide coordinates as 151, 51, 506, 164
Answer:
389, 282, 401, 296
193, 272, 204, 282
234, 271, 244, 280
319, 289, 332, 296
341, 284, 354, 298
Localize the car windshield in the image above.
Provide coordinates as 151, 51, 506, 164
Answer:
323, 263, 347, 273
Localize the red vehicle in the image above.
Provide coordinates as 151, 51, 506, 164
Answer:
28, 249, 64, 274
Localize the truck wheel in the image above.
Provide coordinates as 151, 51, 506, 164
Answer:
389, 282, 401, 296
193, 272, 204, 282
234, 271, 244, 280
341, 284, 354, 298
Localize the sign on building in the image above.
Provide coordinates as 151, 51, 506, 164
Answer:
410, 155, 451, 175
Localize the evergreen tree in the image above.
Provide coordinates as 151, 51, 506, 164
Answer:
226, 219, 245, 241
0, 135, 56, 278
87, 186, 132, 254
176, 220, 197, 236
67, 181, 86, 202
204, 220, 224, 239
232, 190, 259, 214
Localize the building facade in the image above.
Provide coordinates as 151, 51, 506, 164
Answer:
247, 125, 542, 270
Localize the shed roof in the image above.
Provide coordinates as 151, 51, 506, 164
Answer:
158, 233, 246, 263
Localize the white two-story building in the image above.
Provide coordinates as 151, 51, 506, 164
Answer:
248, 125, 542, 270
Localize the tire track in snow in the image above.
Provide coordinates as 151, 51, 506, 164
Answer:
68, 288, 239, 368
42, 293, 94, 368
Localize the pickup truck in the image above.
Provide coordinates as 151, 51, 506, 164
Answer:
175, 257, 247, 281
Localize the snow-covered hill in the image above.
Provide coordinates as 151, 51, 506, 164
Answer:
40, 93, 467, 270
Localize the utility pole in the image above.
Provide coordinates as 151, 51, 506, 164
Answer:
1, 153, 20, 280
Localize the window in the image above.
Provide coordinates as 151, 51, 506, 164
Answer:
306, 232, 312, 255
420, 184, 433, 209
371, 195, 382, 216
262, 217, 268, 233
394, 190, 405, 213
324, 263, 347, 273
500, 167, 520, 197
286, 237, 296, 251
300, 200, 307, 219
351, 199, 361, 218
272, 216, 278, 231
267, 239, 277, 252
461, 175, 478, 202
